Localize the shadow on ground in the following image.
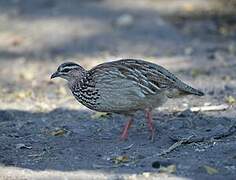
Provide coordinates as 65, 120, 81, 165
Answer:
0, 108, 235, 179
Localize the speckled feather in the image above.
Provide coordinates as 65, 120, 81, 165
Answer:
68, 59, 203, 113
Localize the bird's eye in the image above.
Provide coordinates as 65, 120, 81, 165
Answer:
61, 68, 71, 73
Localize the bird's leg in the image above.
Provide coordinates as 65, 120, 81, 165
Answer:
145, 108, 155, 141
120, 117, 133, 140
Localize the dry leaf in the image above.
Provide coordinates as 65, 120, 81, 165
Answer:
159, 164, 176, 174
112, 155, 129, 164
225, 96, 236, 104
91, 112, 108, 119
50, 129, 66, 136
203, 165, 218, 175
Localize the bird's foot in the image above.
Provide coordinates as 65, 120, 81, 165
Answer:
147, 121, 155, 142
149, 129, 155, 142
120, 118, 133, 141
145, 108, 156, 142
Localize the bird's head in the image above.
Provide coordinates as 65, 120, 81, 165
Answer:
51, 62, 86, 81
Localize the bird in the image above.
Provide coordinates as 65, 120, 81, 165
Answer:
51, 59, 204, 141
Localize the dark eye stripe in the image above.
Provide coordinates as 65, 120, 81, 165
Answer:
61, 68, 72, 73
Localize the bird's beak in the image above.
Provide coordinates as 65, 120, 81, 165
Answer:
51, 71, 59, 79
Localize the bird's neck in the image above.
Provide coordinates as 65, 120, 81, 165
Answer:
67, 72, 88, 92
68, 78, 80, 91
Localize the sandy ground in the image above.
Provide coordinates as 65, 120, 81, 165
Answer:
0, 0, 236, 179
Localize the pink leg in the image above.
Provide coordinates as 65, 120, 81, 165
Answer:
120, 118, 133, 140
145, 108, 155, 141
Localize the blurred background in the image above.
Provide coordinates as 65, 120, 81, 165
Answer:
0, 0, 235, 111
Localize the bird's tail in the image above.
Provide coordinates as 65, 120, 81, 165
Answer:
179, 83, 204, 96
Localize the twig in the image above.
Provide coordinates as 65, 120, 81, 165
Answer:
169, 123, 236, 143
189, 104, 229, 112
158, 135, 193, 156
158, 104, 230, 113
122, 143, 134, 150
142, 135, 193, 161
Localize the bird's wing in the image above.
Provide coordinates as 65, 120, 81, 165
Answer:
89, 59, 179, 96
114, 59, 203, 96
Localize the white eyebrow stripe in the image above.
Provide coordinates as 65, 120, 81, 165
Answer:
61, 65, 79, 71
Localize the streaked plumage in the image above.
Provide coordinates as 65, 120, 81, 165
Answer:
51, 59, 204, 141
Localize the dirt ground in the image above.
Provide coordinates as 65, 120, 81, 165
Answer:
0, 0, 236, 179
